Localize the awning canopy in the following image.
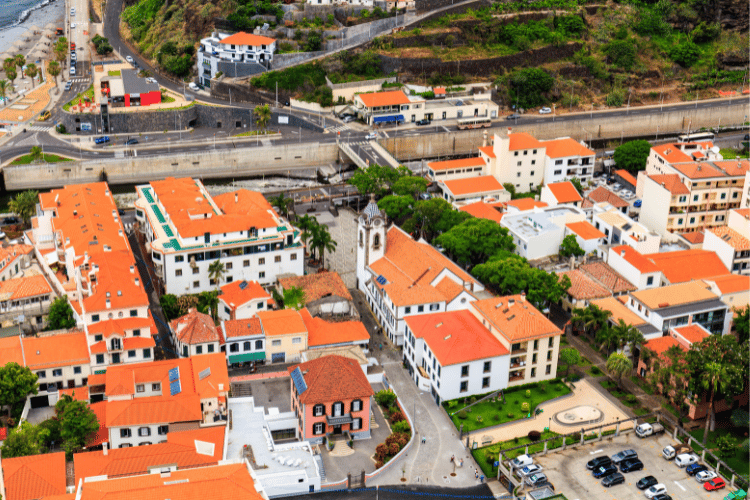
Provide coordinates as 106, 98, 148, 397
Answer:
227, 351, 265, 363
373, 114, 404, 124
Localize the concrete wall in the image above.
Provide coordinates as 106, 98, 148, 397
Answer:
217, 60, 268, 78
4, 142, 339, 190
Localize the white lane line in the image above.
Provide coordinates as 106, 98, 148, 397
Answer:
442, 126, 450, 132
674, 480, 686, 491
590, 449, 603, 455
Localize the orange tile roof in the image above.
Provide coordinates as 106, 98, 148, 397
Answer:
219, 31, 275, 46
105, 394, 202, 427
579, 262, 636, 294
188, 353, 230, 400
644, 335, 685, 356
87, 315, 156, 339
278, 271, 352, 303
680, 231, 704, 244
586, 186, 629, 208
427, 157, 485, 171
83, 251, 149, 313
3, 452, 66, 500
0, 336, 24, 366
712, 159, 750, 176
508, 132, 542, 151
405, 310, 509, 366
219, 280, 271, 310
170, 309, 224, 345
732, 208, 750, 219
645, 249, 729, 283
290, 354, 373, 404
213, 189, 279, 229
478, 145, 495, 159
614, 169, 637, 186
558, 270, 610, 300
433, 276, 468, 302
87, 373, 107, 387
472, 295, 561, 342
223, 317, 263, 338
546, 181, 582, 203
672, 161, 728, 179
703, 274, 750, 295
87, 401, 108, 447
708, 226, 750, 250
74, 427, 225, 484
59, 386, 89, 402
0, 244, 33, 275
0, 274, 52, 301
631, 281, 719, 309
672, 324, 709, 344
368, 226, 478, 307
442, 175, 505, 197
433, 87, 446, 94
652, 144, 693, 164
300, 308, 369, 348
542, 137, 594, 158
122, 336, 156, 351
76, 463, 264, 500
648, 174, 690, 195
459, 201, 504, 223
611, 245, 659, 273
23, 331, 89, 370
257, 308, 307, 336
590, 297, 646, 327
357, 90, 411, 108
566, 221, 605, 240
504, 198, 547, 211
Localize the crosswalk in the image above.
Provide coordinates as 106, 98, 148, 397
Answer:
67, 77, 90, 84
28, 125, 52, 131
327, 124, 350, 133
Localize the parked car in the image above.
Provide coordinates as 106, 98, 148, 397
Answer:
64, 81, 71, 91
70, 52, 76, 60
634, 199, 642, 208
342, 115, 355, 123
188, 82, 200, 91
637, 476, 658, 490
611, 449, 638, 465
3, 217, 19, 225
539, 107, 552, 114
662, 444, 691, 460
416, 119, 431, 126
587, 456, 612, 470
0, 231, 6, 239
724, 490, 748, 499
94, 136, 110, 145
118, 209, 126, 216
39, 110, 50, 121
645, 484, 668, 498
510, 455, 533, 469
125, 138, 139, 146
593, 465, 618, 478
70, 22, 76, 28
70, 66, 76, 75
651, 495, 672, 500
686, 463, 708, 476
620, 458, 644, 473
524, 473, 548, 487
602, 472, 625, 487
506, 113, 521, 120
696, 471, 718, 483
365, 132, 378, 140
518, 464, 543, 477
125, 55, 134, 63
704, 478, 726, 491
635, 423, 665, 438
675, 453, 699, 468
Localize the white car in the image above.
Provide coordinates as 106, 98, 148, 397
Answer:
365, 132, 378, 140
70, 66, 76, 75
518, 464, 543, 477
539, 107, 552, 114
696, 470, 718, 483
125, 56, 134, 64
510, 454, 533, 469
675, 453, 699, 467
644, 484, 667, 498
70, 23, 76, 29
188, 82, 200, 91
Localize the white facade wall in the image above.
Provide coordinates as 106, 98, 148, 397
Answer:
543, 154, 594, 185
605, 247, 661, 290
110, 423, 170, 449
86, 305, 150, 325
219, 297, 268, 321
728, 208, 750, 238
742, 171, 750, 209
703, 230, 750, 275
90, 345, 153, 369
488, 135, 546, 193
175, 339, 221, 358
34, 363, 91, 392
639, 180, 672, 236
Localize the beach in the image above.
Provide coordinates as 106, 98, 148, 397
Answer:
0, 0, 65, 57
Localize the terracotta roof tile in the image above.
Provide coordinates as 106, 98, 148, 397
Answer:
672, 324, 709, 344
405, 310, 508, 366
472, 295, 561, 342
732, 208, 750, 219
711, 160, 749, 177
508, 132, 542, 151
590, 297, 646, 327
83, 251, 149, 313
672, 161, 726, 179
566, 221, 605, 240
546, 181, 582, 203
0, 336, 24, 366
0, 274, 52, 301
644, 335, 685, 356
679, 231, 704, 244
631, 281, 718, 309
703, 274, 750, 295
170, 309, 223, 345
645, 249, 729, 283
648, 174, 690, 195
2, 452, 67, 500
541, 137, 594, 158
59, 386, 89, 402
219, 280, 271, 311
223, 318, 263, 338
257, 309, 307, 336
106, 394, 202, 427
459, 201, 504, 223
442, 175, 505, 197
23, 331, 89, 370
579, 262, 636, 294
86, 401, 108, 447
504, 199, 547, 211
586, 186, 629, 208
358, 90, 411, 108
652, 144, 694, 164
433, 276, 467, 302
219, 31, 275, 46
300, 308, 369, 348
708, 226, 750, 250
614, 169, 637, 186
478, 145, 495, 159
0, 244, 34, 275
278, 271, 352, 303
558, 270, 610, 300
611, 245, 659, 273
88, 315, 156, 339
427, 157, 485, 171
290, 355, 373, 404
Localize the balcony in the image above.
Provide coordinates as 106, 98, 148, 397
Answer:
326, 414, 353, 426
509, 374, 525, 383
511, 345, 527, 355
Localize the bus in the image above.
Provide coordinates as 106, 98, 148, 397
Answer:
457, 117, 492, 130
677, 131, 715, 143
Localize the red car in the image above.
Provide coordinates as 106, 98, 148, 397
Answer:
704, 478, 726, 491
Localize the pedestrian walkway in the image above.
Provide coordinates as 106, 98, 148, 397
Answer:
68, 77, 91, 83
229, 371, 288, 382
327, 124, 350, 133
27, 125, 52, 131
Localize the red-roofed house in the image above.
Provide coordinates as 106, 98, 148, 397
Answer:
503, 198, 548, 213
289, 355, 373, 443
198, 31, 276, 86
404, 310, 509, 402
0, 244, 34, 282
24, 331, 91, 403
426, 157, 486, 182
558, 269, 611, 312
278, 271, 356, 318
606, 245, 663, 290
218, 280, 272, 321
438, 175, 510, 205
703, 275, 750, 313
644, 249, 729, 285
540, 137, 595, 184
540, 181, 583, 208
257, 309, 308, 363
2, 452, 67, 500
300, 308, 369, 349
703, 226, 750, 275
459, 201, 504, 223
0, 274, 56, 331
171, 308, 225, 358
565, 221, 606, 253
87, 314, 157, 368
221, 317, 265, 366
585, 186, 630, 214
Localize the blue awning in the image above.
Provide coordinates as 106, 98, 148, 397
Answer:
373, 115, 404, 124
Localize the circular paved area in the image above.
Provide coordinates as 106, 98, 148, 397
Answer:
553, 405, 604, 426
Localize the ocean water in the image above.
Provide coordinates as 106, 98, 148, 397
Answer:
0, 0, 54, 31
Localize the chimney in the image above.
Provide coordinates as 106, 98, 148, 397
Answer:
55, 194, 60, 206
106, 299, 111, 309
130, 265, 134, 274
507, 127, 512, 135
235, 192, 238, 203
620, 249, 626, 257
661, 182, 665, 188
508, 298, 515, 307
520, 292, 526, 302
135, 277, 140, 287
102, 442, 108, 456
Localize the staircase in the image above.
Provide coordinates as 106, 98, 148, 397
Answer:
330, 439, 355, 457
314, 454, 326, 482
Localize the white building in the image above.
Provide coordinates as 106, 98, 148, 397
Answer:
605, 246, 663, 290
222, 318, 265, 366
438, 175, 510, 206
88, 315, 157, 368
564, 221, 606, 254
541, 137, 595, 185
403, 310, 510, 404
592, 205, 661, 255
219, 279, 272, 321
197, 32, 276, 86
134, 177, 303, 295
171, 308, 225, 358
703, 226, 750, 274
500, 206, 586, 260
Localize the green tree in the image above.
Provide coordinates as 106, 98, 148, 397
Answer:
559, 347, 581, 378
604, 39, 637, 69
196, 291, 219, 319
502, 183, 516, 199
377, 195, 414, 223
159, 294, 180, 320
295, 214, 318, 255
715, 434, 738, 458
5, 67, 16, 87
406, 197, 470, 241
567, 177, 584, 194
0, 421, 49, 458
208, 260, 226, 290
613, 140, 651, 174
510, 68, 554, 109
733, 305, 749, 344
596, 325, 621, 357
269, 193, 294, 219
311, 224, 337, 269
669, 40, 700, 67
613, 319, 645, 359
0, 362, 38, 418
392, 176, 428, 198
3, 57, 17, 87
254, 104, 272, 132
282, 286, 306, 310
434, 217, 515, 267
0, 78, 10, 105
47, 61, 60, 89
559, 234, 585, 258
606, 352, 633, 389
14, 54, 25, 78
8, 189, 39, 226
56, 394, 99, 455
570, 304, 612, 337
305, 30, 323, 52
28, 145, 43, 163
46, 296, 76, 330
348, 164, 407, 198
25, 63, 38, 88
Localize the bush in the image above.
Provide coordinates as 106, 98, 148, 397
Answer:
626, 394, 637, 403
375, 443, 388, 459
525, 390, 531, 398
606, 89, 625, 107
457, 410, 468, 420
56, 124, 66, 134
392, 420, 411, 434
493, 414, 500, 421
604, 39, 637, 70
521, 402, 530, 413
375, 460, 384, 468
389, 442, 400, 455
590, 366, 602, 375
375, 389, 397, 407
470, 396, 477, 404
390, 411, 405, 424
513, 436, 520, 443
538, 383, 547, 393
510, 68, 554, 109
670, 40, 701, 67
507, 413, 515, 418
528, 430, 542, 441
486, 453, 495, 464
476, 415, 484, 423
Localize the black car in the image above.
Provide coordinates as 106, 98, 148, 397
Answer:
686, 464, 708, 476
620, 458, 644, 472
506, 113, 521, 120
125, 138, 139, 145
602, 472, 625, 487
118, 209, 126, 216
652, 495, 672, 500
637, 476, 658, 490
593, 464, 617, 478
586, 456, 612, 470
416, 119, 431, 126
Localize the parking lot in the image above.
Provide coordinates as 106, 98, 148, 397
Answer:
527, 432, 728, 500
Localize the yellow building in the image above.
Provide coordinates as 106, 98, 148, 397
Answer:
257, 309, 308, 364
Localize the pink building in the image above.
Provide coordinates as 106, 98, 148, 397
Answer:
288, 355, 373, 443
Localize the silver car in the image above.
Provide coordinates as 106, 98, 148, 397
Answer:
524, 473, 548, 487
518, 464, 543, 477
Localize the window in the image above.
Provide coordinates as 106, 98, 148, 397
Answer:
517, 172, 521, 176
152, 383, 161, 391
196, 345, 203, 354
405, 306, 411, 314
533, 339, 539, 350
243, 260, 250, 267
313, 404, 325, 417
259, 272, 265, 279
547, 350, 552, 361
92, 314, 100, 322
158, 425, 169, 435
143, 349, 151, 359
532, 353, 537, 364
429, 303, 439, 311
548, 337, 553, 348
174, 268, 183, 277
128, 350, 136, 358
545, 365, 552, 375
313, 422, 324, 435
255, 340, 263, 349
133, 329, 141, 337
136, 384, 145, 393
515, 152, 519, 156
555, 159, 563, 165
226, 262, 233, 270
243, 341, 251, 351
274, 255, 281, 263
646, 276, 654, 285
52, 369, 62, 377
120, 429, 131, 438
37, 371, 46, 378
272, 339, 281, 346
417, 305, 424, 312
482, 377, 490, 389
74, 366, 82, 374
94, 334, 103, 342
554, 170, 562, 175
530, 367, 536, 377
460, 381, 468, 393
138, 427, 151, 437
351, 399, 363, 412
483, 361, 491, 373
461, 365, 469, 377
351, 418, 362, 431
96, 354, 104, 364
230, 343, 239, 353
175, 255, 184, 263
291, 253, 297, 261
259, 258, 265, 265
208, 344, 215, 353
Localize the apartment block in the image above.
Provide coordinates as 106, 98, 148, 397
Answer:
197, 31, 276, 86
703, 226, 750, 274
500, 205, 586, 260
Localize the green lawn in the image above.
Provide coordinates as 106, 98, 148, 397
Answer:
11, 153, 72, 164
161, 93, 175, 103
719, 148, 749, 159
444, 380, 571, 433
108, 70, 121, 76
687, 427, 749, 479
63, 85, 94, 112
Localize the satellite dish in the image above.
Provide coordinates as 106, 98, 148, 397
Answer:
711, 146, 720, 154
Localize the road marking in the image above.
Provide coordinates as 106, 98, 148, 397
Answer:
674, 480, 686, 491
442, 126, 450, 132
590, 449, 603, 455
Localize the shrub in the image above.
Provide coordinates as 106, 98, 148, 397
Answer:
670, 40, 701, 67
528, 430, 542, 441
626, 394, 637, 403
514, 436, 520, 443
386, 434, 400, 446
375, 443, 388, 459
521, 402, 530, 413
389, 442, 400, 455
375, 460, 384, 468
476, 415, 484, 423
525, 390, 531, 398
56, 124, 66, 134
390, 411, 405, 424
590, 366, 602, 375
457, 410, 468, 420
375, 389, 397, 407
507, 413, 515, 418
486, 453, 495, 464
510, 68, 554, 109
470, 396, 477, 404
514, 400, 520, 405
493, 414, 500, 421
538, 383, 547, 393
604, 39, 637, 70
392, 420, 411, 434
606, 89, 625, 107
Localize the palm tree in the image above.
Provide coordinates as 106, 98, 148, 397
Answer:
3, 58, 17, 87
312, 224, 337, 269
197, 290, 219, 320
596, 325, 620, 357
14, 54, 25, 78
47, 61, 60, 89
254, 104, 271, 132
269, 193, 294, 219
611, 319, 644, 359
207, 259, 226, 290
282, 286, 306, 311
8, 189, 39, 226
296, 214, 318, 256
699, 361, 728, 446
606, 352, 633, 390
572, 304, 612, 338
25, 63, 37, 88
29, 146, 43, 162
0, 79, 10, 106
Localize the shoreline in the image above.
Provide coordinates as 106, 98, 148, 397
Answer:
0, 0, 65, 56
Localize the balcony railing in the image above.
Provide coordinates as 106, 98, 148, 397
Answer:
511, 346, 527, 355
326, 414, 353, 425
509, 375, 525, 382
